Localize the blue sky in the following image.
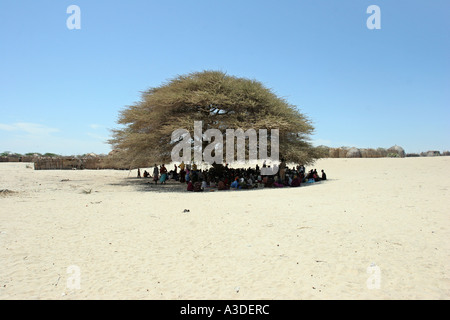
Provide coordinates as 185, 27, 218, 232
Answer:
0, 0, 449, 155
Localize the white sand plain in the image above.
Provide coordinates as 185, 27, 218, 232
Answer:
0, 157, 449, 300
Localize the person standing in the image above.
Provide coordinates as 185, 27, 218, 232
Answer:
159, 164, 168, 184
153, 164, 159, 185
180, 168, 186, 183
279, 158, 287, 181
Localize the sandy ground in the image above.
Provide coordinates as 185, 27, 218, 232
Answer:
0, 158, 449, 300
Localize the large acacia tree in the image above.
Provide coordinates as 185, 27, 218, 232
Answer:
109, 70, 320, 168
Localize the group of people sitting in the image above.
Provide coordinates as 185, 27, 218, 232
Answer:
138, 160, 327, 192
138, 164, 169, 184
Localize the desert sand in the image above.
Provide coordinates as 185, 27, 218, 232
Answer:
0, 157, 449, 300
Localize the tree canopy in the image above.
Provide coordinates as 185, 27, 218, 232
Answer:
109, 70, 320, 168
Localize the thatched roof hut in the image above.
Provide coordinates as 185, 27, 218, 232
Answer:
346, 147, 362, 158
387, 145, 406, 158
328, 148, 340, 158
425, 150, 440, 157
338, 147, 349, 158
